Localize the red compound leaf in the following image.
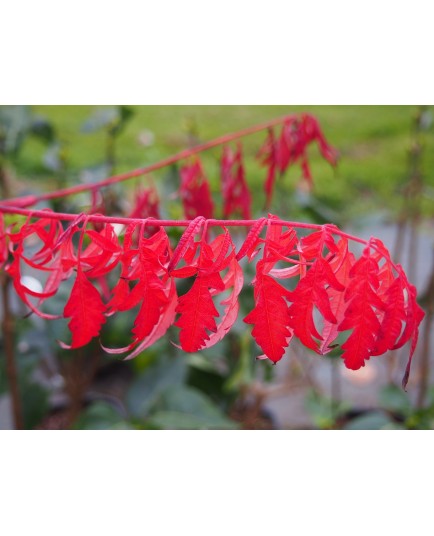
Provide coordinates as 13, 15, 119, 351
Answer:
179, 158, 214, 220
257, 115, 338, 208
221, 144, 252, 220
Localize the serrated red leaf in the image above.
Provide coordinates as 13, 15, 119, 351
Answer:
288, 257, 345, 352
174, 228, 241, 352
338, 248, 385, 370
236, 217, 267, 261
244, 267, 293, 363
61, 265, 107, 349
319, 238, 355, 354
105, 225, 175, 352
175, 271, 224, 352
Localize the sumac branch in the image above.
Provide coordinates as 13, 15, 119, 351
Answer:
0, 114, 424, 390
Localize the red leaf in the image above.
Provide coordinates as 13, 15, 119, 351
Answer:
371, 276, 406, 356
175, 271, 224, 352
128, 186, 161, 237
257, 115, 338, 208
61, 265, 107, 349
179, 158, 214, 220
244, 266, 293, 363
221, 144, 252, 220
257, 128, 278, 209
168, 216, 205, 273
236, 217, 267, 261
288, 257, 345, 352
105, 226, 175, 352
319, 238, 355, 354
174, 229, 241, 352
338, 249, 385, 370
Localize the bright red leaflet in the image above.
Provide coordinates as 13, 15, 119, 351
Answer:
319, 238, 355, 354
244, 220, 299, 362
174, 227, 242, 352
61, 264, 107, 349
287, 257, 345, 352
338, 247, 386, 370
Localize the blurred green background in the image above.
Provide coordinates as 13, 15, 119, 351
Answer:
0, 105, 433, 430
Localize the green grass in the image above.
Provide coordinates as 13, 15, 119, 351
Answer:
7, 105, 434, 221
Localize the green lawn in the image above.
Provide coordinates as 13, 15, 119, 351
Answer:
8, 105, 434, 221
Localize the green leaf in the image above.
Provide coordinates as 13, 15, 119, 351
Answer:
126, 357, 187, 419
145, 385, 238, 429
378, 384, 412, 417
149, 410, 237, 430
74, 401, 132, 430
304, 389, 350, 429
343, 411, 399, 430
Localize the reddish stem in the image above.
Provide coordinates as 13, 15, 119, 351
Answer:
0, 204, 369, 246
1, 115, 292, 208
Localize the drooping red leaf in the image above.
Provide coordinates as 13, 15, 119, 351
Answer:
128, 185, 161, 237
319, 238, 355, 354
243, 220, 298, 362
221, 144, 252, 220
244, 265, 293, 363
392, 265, 425, 389
257, 115, 338, 208
104, 226, 175, 353
288, 257, 345, 352
168, 216, 205, 273
61, 264, 107, 349
174, 229, 241, 352
236, 217, 267, 261
175, 271, 225, 352
338, 248, 386, 370
179, 158, 214, 220
257, 128, 278, 209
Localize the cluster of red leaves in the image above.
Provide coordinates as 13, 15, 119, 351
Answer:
1, 214, 424, 388
179, 147, 252, 221
257, 114, 339, 208
221, 145, 252, 220
179, 159, 214, 220
128, 185, 161, 237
